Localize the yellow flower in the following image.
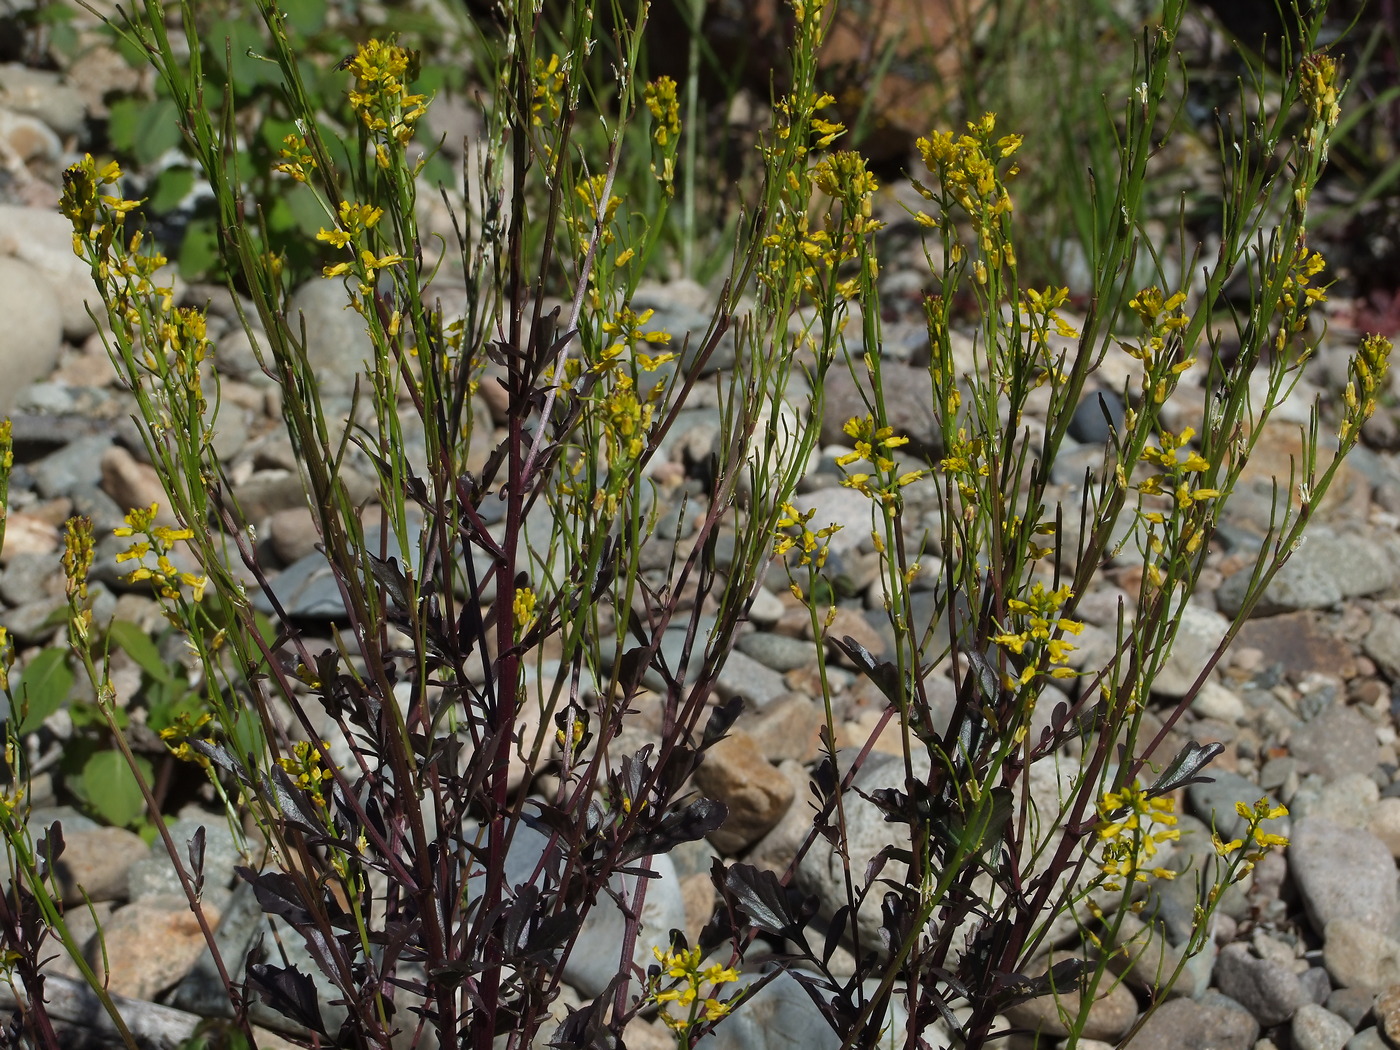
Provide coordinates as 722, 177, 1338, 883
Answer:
644, 76, 681, 148
112, 503, 208, 605
647, 944, 744, 1035
1094, 780, 1180, 889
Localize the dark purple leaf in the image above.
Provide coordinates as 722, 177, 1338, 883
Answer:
702, 696, 744, 747
246, 962, 327, 1036
618, 797, 727, 864
991, 958, 1092, 1009
264, 765, 329, 836
724, 863, 811, 939
1147, 740, 1225, 797
367, 552, 413, 613
188, 826, 206, 898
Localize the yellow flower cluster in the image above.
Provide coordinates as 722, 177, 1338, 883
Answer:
114, 504, 209, 605
1340, 334, 1393, 444
317, 199, 404, 283
0, 745, 23, 821
569, 174, 624, 255
59, 155, 139, 242
273, 132, 317, 183
773, 503, 842, 570
1272, 243, 1328, 354
345, 39, 428, 152
276, 740, 336, 808
1129, 426, 1219, 591
158, 711, 214, 766
1212, 797, 1289, 883
835, 415, 924, 504
938, 429, 988, 508
812, 150, 884, 297
532, 53, 567, 128
645, 75, 680, 148
61, 516, 98, 644
1094, 779, 1181, 892
812, 150, 878, 217
60, 156, 219, 457
61, 156, 171, 326
914, 114, 1022, 278
1022, 286, 1079, 339
61, 515, 95, 603
1298, 51, 1341, 162
647, 945, 743, 1034
1018, 285, 1080, 385
1119, 286, 1195, 404
512, 587, 538, 635
789, 0, 830, 26
1136, 427, 1219, 514
644, 75, 681, 194
598, 375, 653, 463
598, 306, 674, 369
990, 580, 1084, 686
1280, 246, 1328, 315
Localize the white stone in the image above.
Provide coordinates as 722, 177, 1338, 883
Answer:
0, 254, 62, 414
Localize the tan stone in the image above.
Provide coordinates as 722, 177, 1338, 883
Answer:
813, 606, 886, 667
52, 825, 149, 904
746, 759, 817, 874
1376, 984, 1400, 1045
1371, 797, 1400, 858
1001, 951, 1138, 1040
741, 692, 821, 764
89, 894, 222, 1000
694, 730, 796, 853
0, 510, 59, 563
1236, 422, 1370, 527
1234, 611, 1358, 681
680, 872, 716, 945
621, 1014, 674, 1050
100, 445, 177, 525
845, 707, 906, 758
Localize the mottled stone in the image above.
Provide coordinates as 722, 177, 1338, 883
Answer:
1002, 952, 1137, 1039
1290, 704, 1383, 783
89, 894, 222, 1000
1124, 991, 1259, 1050
1236, 611, 1358, 680
693, 730, 795, 853
1292, 1003, 1356, 1050
1213, 941, 1309, 1026
1290, 819, 1399, 935
51, 825, 149, 904
1324, 921, 1400, 993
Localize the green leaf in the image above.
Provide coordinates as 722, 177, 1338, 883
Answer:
279, 0, 327, 36
146, 688, 202, 735
418, 153, 456, 194
178, 214, 222, 281
107, 619, 173, 684
16, 648, 73, 735
107, 96, 183, 166
81, 750, 153, 828
229, 711, 267, 766
258, 116, 298, 153
208, 20, 281, 95
147, 167, 196, 214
